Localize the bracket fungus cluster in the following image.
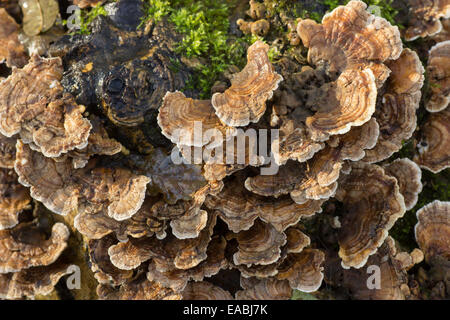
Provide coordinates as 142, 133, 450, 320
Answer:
0, 0, 448, 300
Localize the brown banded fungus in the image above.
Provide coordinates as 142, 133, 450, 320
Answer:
0, 262, 74, 300
415, 200, 450, 265
414, 108, 450, 173
235, 277, 292, 300
181, 281, 233, 300
0, 135, 17, 169
426, 41, 450, 113
335, 163, 406, 269
146, 235, 228, 292
326, 237, 423, 299
296, 0, 402, 142
384, 158, 423, 211
0, 222, 69, 273
158, 91, 236, 148
211, 41, 283, 127
275, 249, 325, 293
0, 8, 27, 68
205, 174, 323, 233
0, 169, 31, 230
404, 0, 450, 41
363, 49, 424, 163
15, 141, 150, 220
0, 55, 92, 158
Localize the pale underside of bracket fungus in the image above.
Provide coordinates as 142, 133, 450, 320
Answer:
426, 41, 450, 112
336, 163, 406, 269
158, 91, 236, 148
415, 200, 450, 264
0, 8, 27, 68
0, 169, 31, 230
384, 158, 423, 211
14, 141, 150, 220
296, 0, 402, 141
0, 222, 69, 273
211, 40, 283, 127
364, 48, 424, 163
0, 54, 92, 158
405, 0, 450, 41
414, 108, 450, 173
326, 236, 423, 299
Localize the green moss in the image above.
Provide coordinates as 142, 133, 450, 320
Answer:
63, 3, 108, 35
139, 0, 255, 97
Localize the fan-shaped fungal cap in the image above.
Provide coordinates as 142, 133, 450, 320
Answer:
336, 163, 406, 269
0, 262, 74, 299
364, 49, 424, 163
211, 41, 283, 126
181, 281, 233, 300
75, 198, 163, 241
0, 169, 31, 230
64, 116, 122, 169
244, 161, 305, 197
0, 54, 92, 157
88, 236, 133, 286
15, 141, 150, 220
128, 149, 206, 205
109, 212, 217, 271
305, 67, 378, 141
0, 8, 27, 68
414, 108, 450, 173
297, 0, 402, 141
206, 174, 323, 232
404, 0, 450, 41
158, 91, 236, 148
232, 220, 286, 266
297, 1, 402, 72
415, 200, 450, 263
326, 236, 421, 299
426, 41, 450, 112
235, 277, 292, 300
276, 249, 325, 293
0, 222, 69, 273
147, 235, 228, 292
170, 210, 208, 240
271, 121, 324, 166
384, 158, 423, 211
